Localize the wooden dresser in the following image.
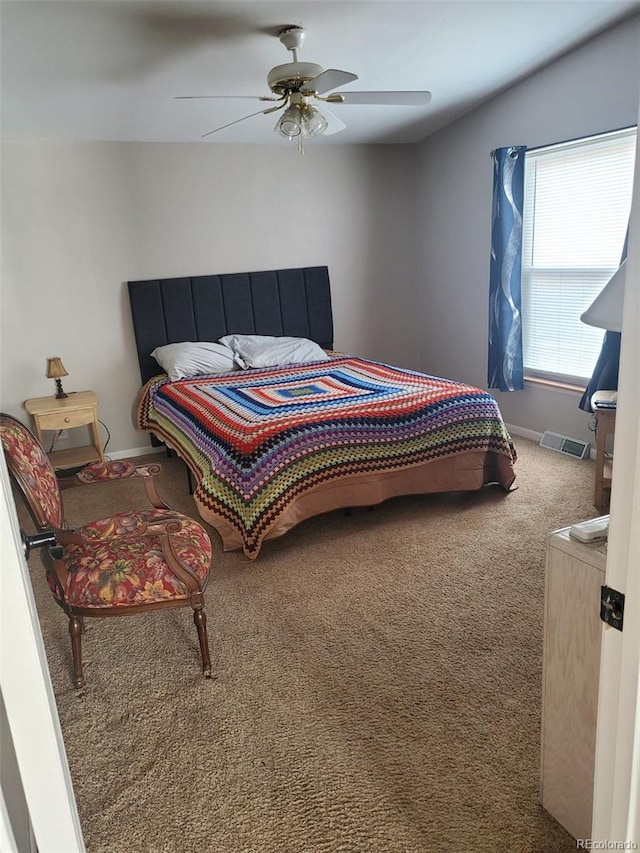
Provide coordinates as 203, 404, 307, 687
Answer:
540, 526, 607, 840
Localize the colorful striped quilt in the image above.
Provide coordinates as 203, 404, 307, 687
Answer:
137, 355, 516, 557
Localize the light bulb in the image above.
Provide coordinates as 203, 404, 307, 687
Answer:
301, 106, 328, 139
275, 106, 303, 138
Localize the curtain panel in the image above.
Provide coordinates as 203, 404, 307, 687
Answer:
578, 332, 621, 411
487, 145, 526, 392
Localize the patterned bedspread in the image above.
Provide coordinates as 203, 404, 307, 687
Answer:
137, 355, 516, 557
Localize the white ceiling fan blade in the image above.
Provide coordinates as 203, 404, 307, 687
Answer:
315, 105, 346, 136
301, 69, 358, 95
201, 107, 272, 138
339, 91, 432, 106
176, 95, 269, 100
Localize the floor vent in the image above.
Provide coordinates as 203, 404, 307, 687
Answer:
539, 431, 590, 460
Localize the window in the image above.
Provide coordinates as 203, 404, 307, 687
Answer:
522, 127, 636, 385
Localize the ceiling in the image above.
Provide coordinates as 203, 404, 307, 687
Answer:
2, 0, 639, 145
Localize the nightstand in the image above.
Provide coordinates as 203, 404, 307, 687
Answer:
592, 391, 617, 511
24, 391, 104, 470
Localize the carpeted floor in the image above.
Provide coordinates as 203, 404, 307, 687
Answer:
21, 437, 598, 853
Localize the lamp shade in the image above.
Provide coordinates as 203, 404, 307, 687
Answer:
274, 103, 328, 140
580, 260, 626, 332
301, 106, 328, 138
46, 357, 68, 379
275, 105, 303, 138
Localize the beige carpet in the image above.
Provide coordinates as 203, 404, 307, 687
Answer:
21, 437, 598, 853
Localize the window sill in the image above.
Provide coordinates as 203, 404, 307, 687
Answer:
524, 375, 586, 394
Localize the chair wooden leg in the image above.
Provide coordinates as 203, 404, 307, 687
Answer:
193, 606, 212, 678
68, 615, 85, 688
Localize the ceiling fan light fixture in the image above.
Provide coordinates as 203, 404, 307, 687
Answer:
275, 105, 303, 138
274, 103, 328, 141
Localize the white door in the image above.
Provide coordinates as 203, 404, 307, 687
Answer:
591, 102, 640, 841
0, 446, 85, 851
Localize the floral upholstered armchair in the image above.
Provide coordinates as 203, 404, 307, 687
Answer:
0, 413, 213, 688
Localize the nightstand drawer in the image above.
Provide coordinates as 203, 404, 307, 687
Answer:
38, 408, 95, 431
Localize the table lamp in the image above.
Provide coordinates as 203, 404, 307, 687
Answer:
578, 260, 626, 413
580, 260, 626, 332
46, 357, 69, 399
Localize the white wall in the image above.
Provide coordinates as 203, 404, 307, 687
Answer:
0, 142, 417, 454
414, 16, 640, 446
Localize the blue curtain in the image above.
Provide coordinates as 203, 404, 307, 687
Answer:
487, 146, 526, 391
577, 333, 620, 412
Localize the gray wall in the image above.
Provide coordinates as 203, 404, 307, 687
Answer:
1, 17, 638, 455
414, 16, 640, 445
0, 142, 417, 454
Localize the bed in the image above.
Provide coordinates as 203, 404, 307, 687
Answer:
128, 266, 516, 558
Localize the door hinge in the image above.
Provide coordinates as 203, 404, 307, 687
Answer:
600, 585, 625, 631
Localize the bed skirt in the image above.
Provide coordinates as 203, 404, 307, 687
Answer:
195, 450, 516, 556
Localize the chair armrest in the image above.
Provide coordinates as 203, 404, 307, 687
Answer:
76, 460, 150, 484
71, 514, 179, 546
73, 460, 170, 510
103, 515, 180, 542
152, 519, 205, 595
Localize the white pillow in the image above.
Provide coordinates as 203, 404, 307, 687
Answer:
218, 334, 330, 369
150, 341, 238, 381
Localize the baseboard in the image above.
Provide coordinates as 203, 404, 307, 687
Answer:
506, 422, 596, 461
107, 445, 160, 461
505, 423, 543, 443
109, 428, 596, 464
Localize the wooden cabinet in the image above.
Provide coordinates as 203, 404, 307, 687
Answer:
24, 391, 104, 470
540, 527, 606, 840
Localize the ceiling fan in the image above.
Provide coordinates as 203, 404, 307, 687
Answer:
176, 26, 432, 149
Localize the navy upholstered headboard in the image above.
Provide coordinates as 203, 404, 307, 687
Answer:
128, 266, 334, 385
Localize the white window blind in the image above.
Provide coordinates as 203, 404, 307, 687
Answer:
522, 127, 636, 384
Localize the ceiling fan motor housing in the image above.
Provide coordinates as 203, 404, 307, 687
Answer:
267, 62, 324, 95
279, 26, 306, 51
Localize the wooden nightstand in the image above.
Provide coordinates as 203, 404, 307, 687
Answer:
592, 396, 616, 511
24, 391, 104, 470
